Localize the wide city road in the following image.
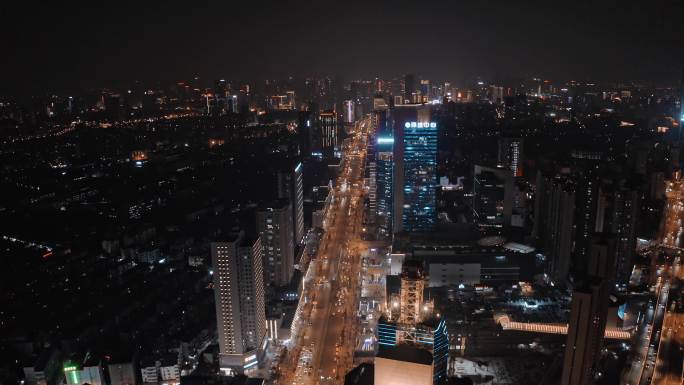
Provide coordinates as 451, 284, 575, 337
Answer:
278, 115, 372, 385
652, 256, 684, 385
623, 174, 684, 385
659, 176, 684, 249
646, 173, 684, 385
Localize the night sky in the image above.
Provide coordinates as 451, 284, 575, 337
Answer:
2, 0, 684, 95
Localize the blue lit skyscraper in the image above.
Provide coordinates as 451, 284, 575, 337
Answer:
391, 104, 437, 233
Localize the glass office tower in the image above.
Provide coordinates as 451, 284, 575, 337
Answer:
401, 121, 438, 232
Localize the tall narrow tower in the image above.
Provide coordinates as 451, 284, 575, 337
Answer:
256, 200, 294, 287
560, 237, 612, 385
277, 162, 305, 247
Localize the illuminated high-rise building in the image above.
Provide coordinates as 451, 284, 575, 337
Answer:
256, 200, 294, 287
319, 109, 338, 152
573, 172, 600, 274
610, 188, 638, 287
211, 231, 266, 372
368, 161, 377, 220
497, 137, 524, 177
391, 104, 437, 233
376, 150, 393, 235
343, 100, 355, 124
376, 112, 394, 235
278, 162, 305, 247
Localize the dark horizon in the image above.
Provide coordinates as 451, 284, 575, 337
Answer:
2, 0, 684, 97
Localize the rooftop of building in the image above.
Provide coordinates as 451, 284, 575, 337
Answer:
392, 227, 537, 259
377, 313, 444, 331
210, 207, 260, 246
377, 344, 433, 365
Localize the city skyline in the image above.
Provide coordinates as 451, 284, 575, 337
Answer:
2, 1, 684, 96
2, 3, 684, 385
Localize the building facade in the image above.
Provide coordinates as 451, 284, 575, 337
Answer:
560, 278, 609, 385
611, 188, 638, 287
211, 232, 267, 372
534, 172, 576, 285
473, 165, 514, 227
391, 104, 436, 233
256, 200, 295, 287
319, 109, 338, 152
107, 362, 136, 385
376, 136, 394, 235
497, 137, 524, 177
561, 238, 611, 385
343, 100, 355, 124
278, 162, 305, 246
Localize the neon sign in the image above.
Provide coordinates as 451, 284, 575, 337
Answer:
404, 122, 437, 128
